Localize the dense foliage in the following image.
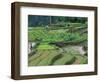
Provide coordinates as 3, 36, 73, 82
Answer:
28, 15, 87, 27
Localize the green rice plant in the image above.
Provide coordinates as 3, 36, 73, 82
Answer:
78, 56, 87, 64
28, 50, 43, 63
36, 44, 56, 50
28, 50, 51, 66
28, 26, 87, 43
53, 54, 75, 65
73, 54, 88, 64
37, 50, 61, 66
66, 23, 84, 27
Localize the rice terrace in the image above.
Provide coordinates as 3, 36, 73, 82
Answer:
28, 15, 88, 66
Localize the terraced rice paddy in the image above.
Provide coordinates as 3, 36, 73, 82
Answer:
28, 45, 87, 66
28, 16, 88, 66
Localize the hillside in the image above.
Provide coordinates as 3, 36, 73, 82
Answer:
28, 16, 88, 66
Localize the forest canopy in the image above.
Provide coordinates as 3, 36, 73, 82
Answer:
28, 15, 87, 27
